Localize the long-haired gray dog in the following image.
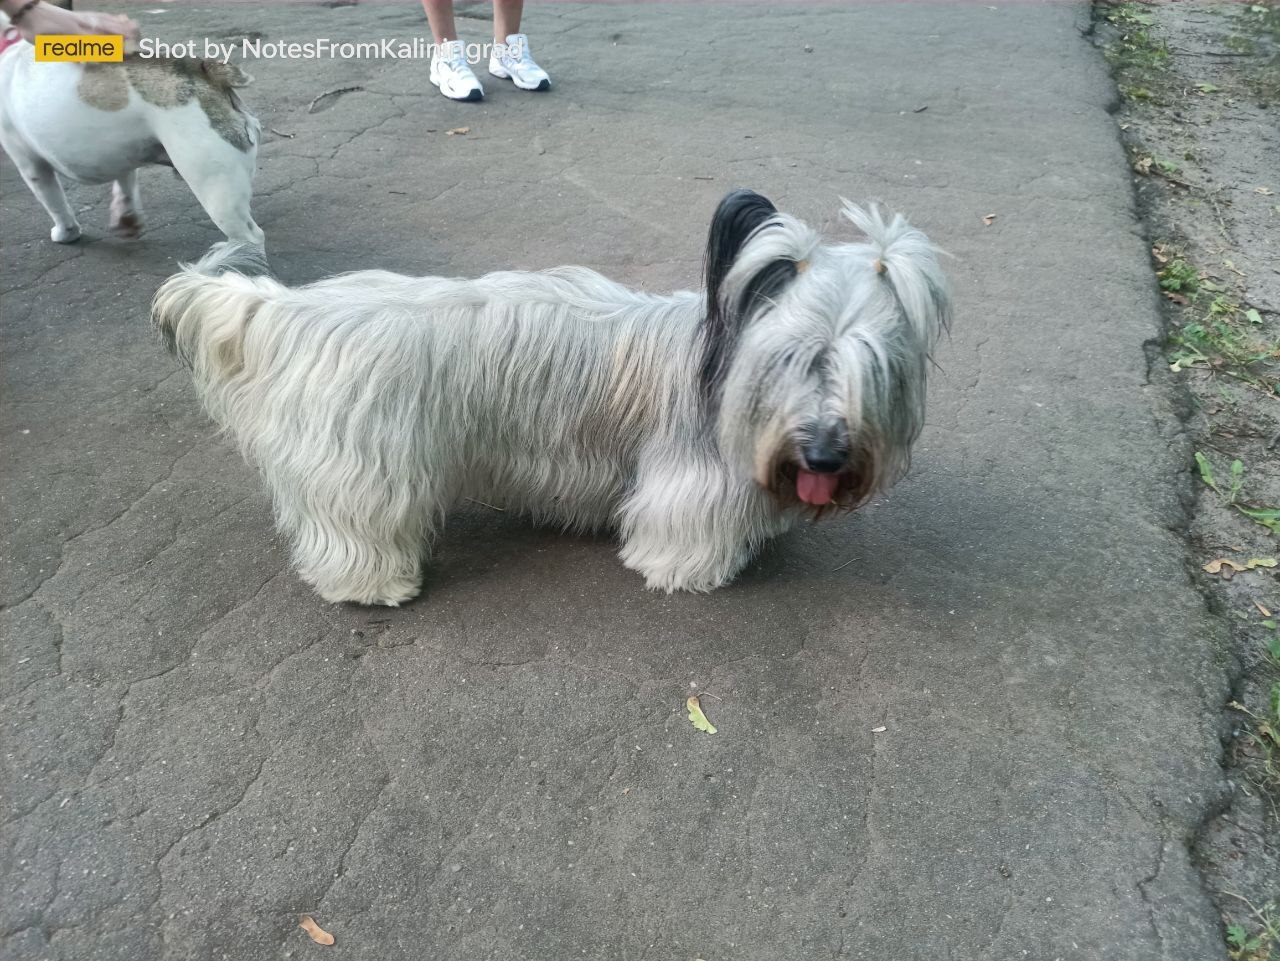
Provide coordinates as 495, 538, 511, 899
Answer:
152, 190, 949, 605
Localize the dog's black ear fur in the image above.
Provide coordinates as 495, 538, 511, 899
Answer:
700, 189, 798, 405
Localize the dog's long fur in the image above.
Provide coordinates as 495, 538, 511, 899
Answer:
153, 191, 949, 605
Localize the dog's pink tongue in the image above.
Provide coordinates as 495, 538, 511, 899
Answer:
796, 469, 839, 506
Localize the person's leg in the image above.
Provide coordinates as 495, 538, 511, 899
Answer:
488, 0, 551, 91
423, 0, 458, 43
493, 0, 523, 42
425, 0, 484, 100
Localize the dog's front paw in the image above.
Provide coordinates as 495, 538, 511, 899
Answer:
50, 223, 82, 244
642, 570, 723, 594
621, 552, 729, 594
313, 571, 423, 608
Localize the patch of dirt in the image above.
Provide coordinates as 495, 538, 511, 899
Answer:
1093, 2, 1280, 957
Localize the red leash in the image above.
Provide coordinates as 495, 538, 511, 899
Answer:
0, 26, 23, 57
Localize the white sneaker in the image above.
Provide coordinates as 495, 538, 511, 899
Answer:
430, 40, 484, 102
489, 33, 551, 91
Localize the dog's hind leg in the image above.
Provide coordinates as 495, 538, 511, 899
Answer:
109, 169, 143, 239
154, 117, 263, 246
3, 147, 82, 243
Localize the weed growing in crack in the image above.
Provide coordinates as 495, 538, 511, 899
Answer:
1195, 452, 1280, 534
1225, 895, 1279, 961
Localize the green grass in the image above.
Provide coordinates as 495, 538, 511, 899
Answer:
1194, 452, 1280, 533
1103, 3, 1173, 101
1159, 258, 1200, 294
1157, 252, 1279, 393
1226, 897, 1280, 961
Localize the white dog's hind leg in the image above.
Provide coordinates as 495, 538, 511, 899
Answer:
154, 119, 263, 246
6, 149, 82, 243
109, 169, 143, 238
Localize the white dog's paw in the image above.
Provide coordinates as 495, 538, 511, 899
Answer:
622, 553, 728, 594
51, 223, 82, 244
313, 571, 423, 608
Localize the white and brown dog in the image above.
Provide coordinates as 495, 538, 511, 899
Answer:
0, 19, 262, 245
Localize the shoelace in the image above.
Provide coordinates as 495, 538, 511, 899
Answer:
503, 36, 534, 67
442, 42, 469, 72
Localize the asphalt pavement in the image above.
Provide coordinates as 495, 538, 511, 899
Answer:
0, 3, 1231, 959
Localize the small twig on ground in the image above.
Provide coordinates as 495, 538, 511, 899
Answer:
465, 497, 505, 511
269, 127, 296, 139
832, 555, 861, 572
307, 85, 364, 114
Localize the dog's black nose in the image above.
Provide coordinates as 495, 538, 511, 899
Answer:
802, 429, 849, 474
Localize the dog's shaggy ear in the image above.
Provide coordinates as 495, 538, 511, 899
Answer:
701, 189, 803, 403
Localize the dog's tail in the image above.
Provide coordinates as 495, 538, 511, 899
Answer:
840, 201, 951, 347
152, 241, 277, 398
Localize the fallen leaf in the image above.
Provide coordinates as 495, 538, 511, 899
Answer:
982, 213, 996, 226
1134, 156, 1154, 175
1203, 557, 1277, 577
1163, 291, 1190, 306
686, 695, 717, 735
1255, 600, 1272, 617
299, 916, 335, 946
871, 725, 887, 733
1245, 308, 1263, 325
1256, 186, 1275, 196
1196, 82, 1219, 94
1203, 559, 1246, 575
913, 105, 928, 113
1151, 245, 1169, 264
446, 126, 470, 136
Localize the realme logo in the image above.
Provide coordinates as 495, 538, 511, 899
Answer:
34, 35, 124, 62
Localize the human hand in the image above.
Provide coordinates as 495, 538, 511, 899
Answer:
8, 2, 140, 49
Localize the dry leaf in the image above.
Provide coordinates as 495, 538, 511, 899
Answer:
1203, 559, 1246, 575
299, 916, 335, 946
1134, 156, 1153, 175
686, 695, 717, 735
1151, 245, 1169, 264
1255, 600, 1273, 617
446, 126, 470, 136
1203, 557, 1277, 578
982, 213, 996, 226
1163, 291, 1190, 306
1255, 186, 1274, 196
871, 725, 887, 733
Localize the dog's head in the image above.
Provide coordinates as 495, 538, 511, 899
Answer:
701, 189, 950, 513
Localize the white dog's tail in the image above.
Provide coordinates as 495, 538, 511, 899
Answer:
152, 241, 276, 390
